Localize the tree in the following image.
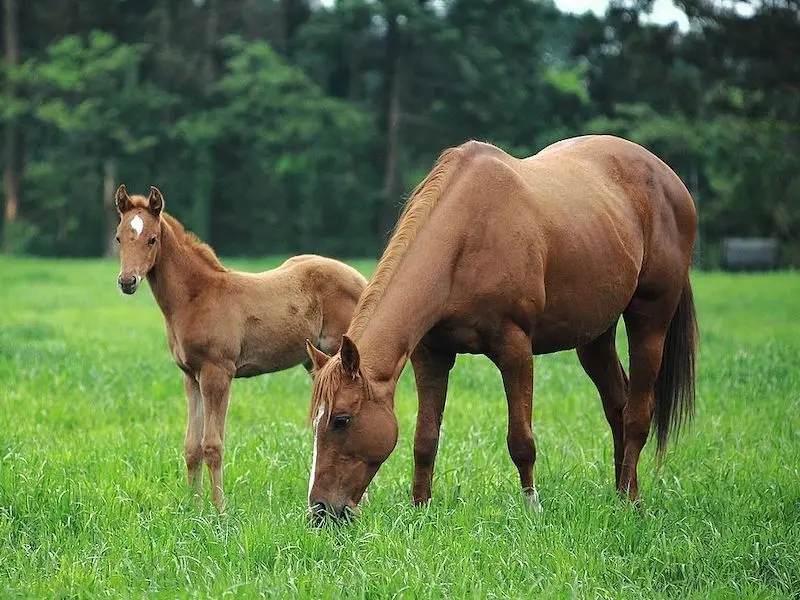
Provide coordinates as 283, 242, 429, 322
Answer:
177, 36, 380, 255
18, 32, 173, 255
2, 0, 21, 252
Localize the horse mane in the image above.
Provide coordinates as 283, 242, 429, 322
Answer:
346, 144, 468, 340
161, 213, 227, 273
127, 194, 226, 273
309, 143, 470, 424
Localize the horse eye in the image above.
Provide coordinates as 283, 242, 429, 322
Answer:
332, 415, 351, 431
147, 236, 157, 246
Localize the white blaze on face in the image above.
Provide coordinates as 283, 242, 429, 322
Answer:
130, 214, 144, 238
308, 403, 327, 503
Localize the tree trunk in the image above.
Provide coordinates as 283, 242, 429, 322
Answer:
2, 0, 20, 253
203, 0, 218, 90
380, 12, 403, 239
103, 157, 118, 257
280, 0, 310, 60
191, 0, 219, 241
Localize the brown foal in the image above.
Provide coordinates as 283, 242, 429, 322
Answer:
114, 185, 367, 511
305, 135, 698, 524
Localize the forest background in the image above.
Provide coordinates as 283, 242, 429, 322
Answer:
1, 0, 798, 266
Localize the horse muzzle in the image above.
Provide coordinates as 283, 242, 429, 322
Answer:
308, 501, 357, 528
118, 274, 141, 295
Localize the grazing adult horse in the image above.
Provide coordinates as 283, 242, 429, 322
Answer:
114, 185, 367, 511
305, 135, 697, 523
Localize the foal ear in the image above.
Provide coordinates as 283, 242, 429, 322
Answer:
340, 334, 360, 377
115, 184, 132, 215
306, 339, 330, 372
147, 186, 165, 216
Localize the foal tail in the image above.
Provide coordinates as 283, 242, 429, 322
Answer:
653, 278, 698, 459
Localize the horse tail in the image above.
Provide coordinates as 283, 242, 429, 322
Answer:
653, 277, 698, 459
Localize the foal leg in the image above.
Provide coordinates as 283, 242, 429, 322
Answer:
576, 324, 629, 488
183, 373, 205, 501
492, 324, 541, 512
198, 362, 234, 512
619, 295, 675, 501
409, 344, 455, 506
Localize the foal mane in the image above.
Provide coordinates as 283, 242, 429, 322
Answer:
127, 194, 225, 273
126, 195, 226, 273
161, 213, 227, 273
309, 143, 470, 423
346, 144, 468, 340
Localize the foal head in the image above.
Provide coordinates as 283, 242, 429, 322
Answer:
306, 336, 398, 526
114, 185, 165, 294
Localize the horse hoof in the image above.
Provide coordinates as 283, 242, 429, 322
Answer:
524, 488, 543, 513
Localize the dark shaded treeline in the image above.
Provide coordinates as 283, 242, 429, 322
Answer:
1, 0, 798, 265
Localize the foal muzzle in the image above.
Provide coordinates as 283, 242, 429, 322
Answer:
118, 274, 141, 295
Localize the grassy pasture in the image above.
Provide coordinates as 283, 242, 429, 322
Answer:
0, 256, 799, 598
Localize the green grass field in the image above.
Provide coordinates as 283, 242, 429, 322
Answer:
1, 256, 798, 598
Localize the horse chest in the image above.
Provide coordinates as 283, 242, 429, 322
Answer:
166, 332, 191, 373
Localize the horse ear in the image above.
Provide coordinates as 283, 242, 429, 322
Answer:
148, 186, 164, 216
115, 184, 132, 215
340, 334, 360, 377
306, 339, 330, 372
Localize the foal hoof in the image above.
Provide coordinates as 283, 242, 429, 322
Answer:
524, 488, 543, 513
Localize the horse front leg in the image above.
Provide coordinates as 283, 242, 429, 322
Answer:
183, 373, 205, 503
198, 362, 234, 512
410, 344, 455, 506
491, 324, 541, 512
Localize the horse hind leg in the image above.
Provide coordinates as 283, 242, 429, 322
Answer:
576, 323, 629, 488
618, 289, 681, 501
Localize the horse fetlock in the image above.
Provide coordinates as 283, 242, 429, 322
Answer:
412, 490, 432, 507
524, 487, 543, 513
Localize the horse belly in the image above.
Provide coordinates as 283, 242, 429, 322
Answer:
532, 258, 639, 354
531, 310, 623, 354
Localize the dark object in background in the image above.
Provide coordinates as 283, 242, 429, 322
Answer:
721, 238, 779, 271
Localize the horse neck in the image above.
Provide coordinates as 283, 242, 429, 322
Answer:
147, 219, 217, 319
356, 219, 458, 386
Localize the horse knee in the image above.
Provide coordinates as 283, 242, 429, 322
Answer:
184, 444, 203, 470
202, 439, 223, 468
507, 432, 535, 467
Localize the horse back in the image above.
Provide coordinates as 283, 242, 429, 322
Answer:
434, 136, 695, 353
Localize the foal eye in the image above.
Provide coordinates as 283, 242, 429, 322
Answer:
147, 236, 157, 246
332, 415, 351, 431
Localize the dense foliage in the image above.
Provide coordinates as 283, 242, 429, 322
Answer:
1, 0, 798, 264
